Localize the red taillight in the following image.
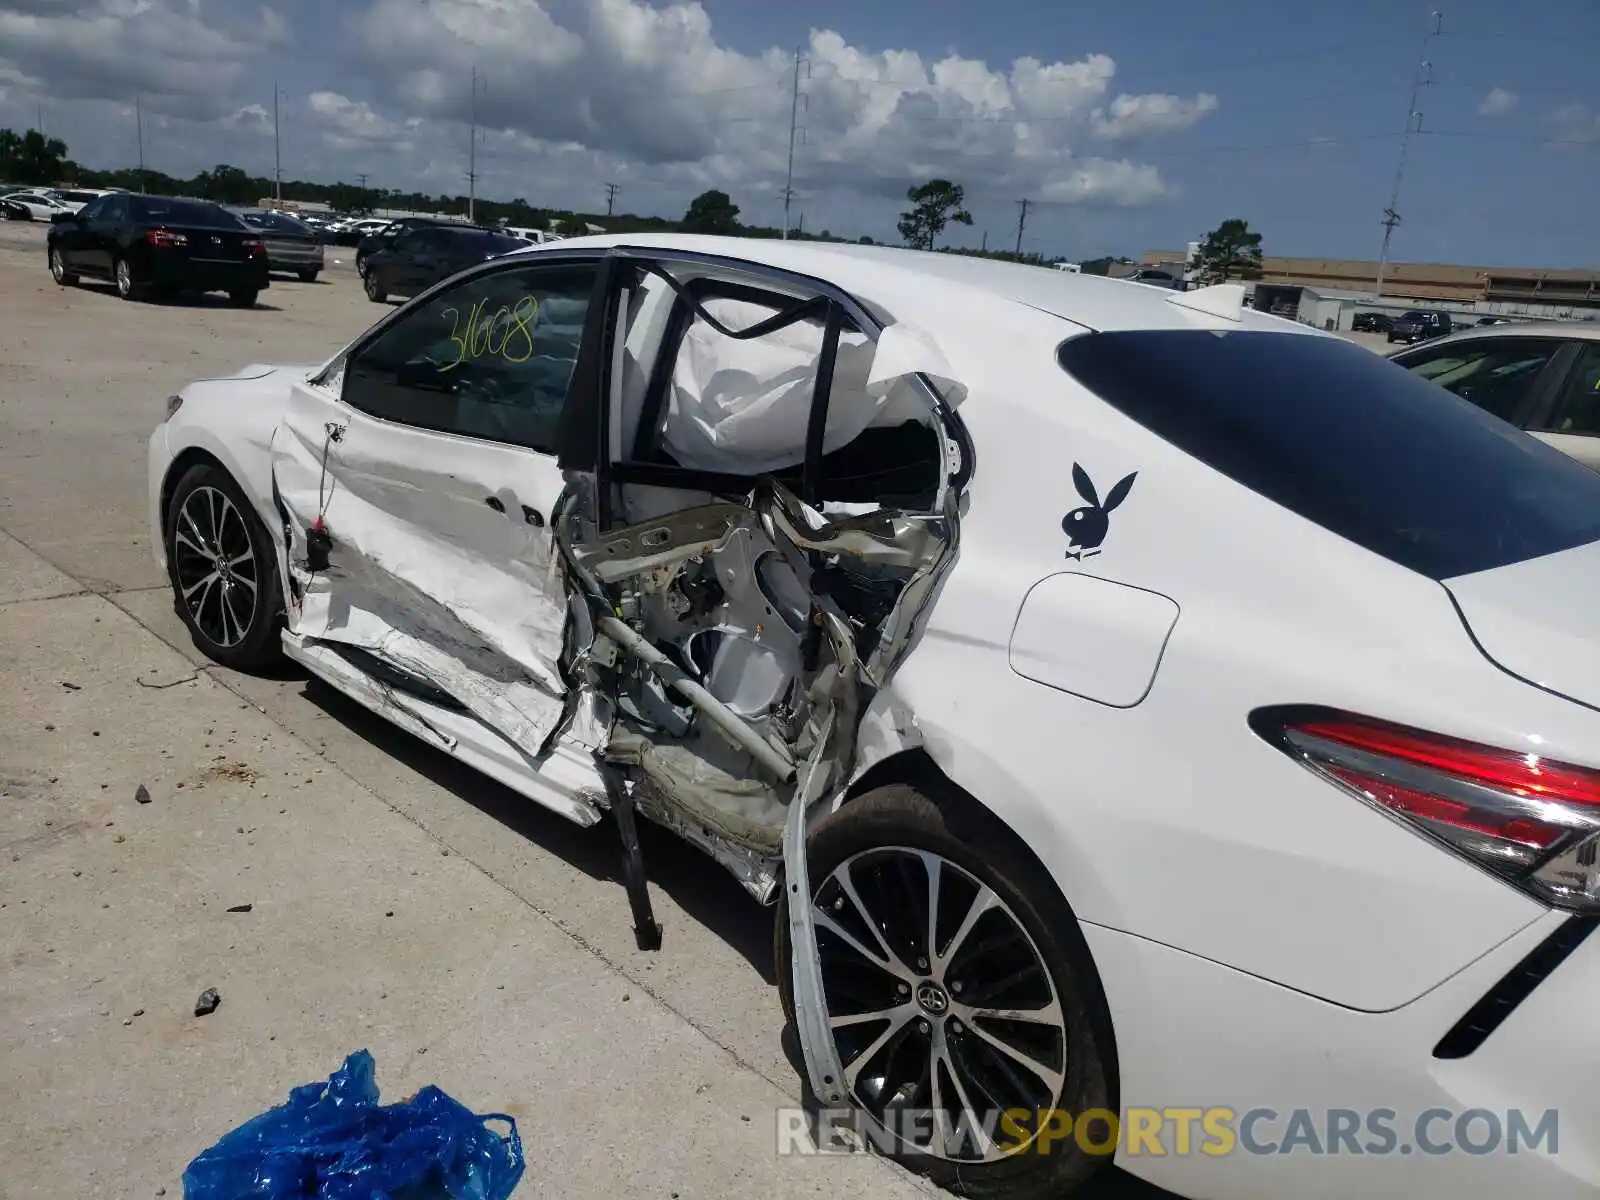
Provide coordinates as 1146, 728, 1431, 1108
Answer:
1260, 708, 1600, 912
145, 228, 187, 248
243, 239, 265, 256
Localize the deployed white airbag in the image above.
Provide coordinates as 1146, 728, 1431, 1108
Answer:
660, 298, 958, 474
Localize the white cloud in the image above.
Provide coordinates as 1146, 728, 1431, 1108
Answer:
1090, 92, 1219, 139
306, 90, 409, 150
0, 0, 1224, 224
1549, 102, 1599, 144
1478, 88, 1517, 117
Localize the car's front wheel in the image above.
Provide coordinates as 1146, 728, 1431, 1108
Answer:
297, 268, 320, 283
228, 288, 259, 308
164, 463, 283, 671
775, 783, 1116, 1200
363, 270, 386, 303
49, 246, 78, 286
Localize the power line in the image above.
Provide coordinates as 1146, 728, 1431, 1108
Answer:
781, 45, 809, 239
604, 181, 620, 216
1377, 9, 1444, 296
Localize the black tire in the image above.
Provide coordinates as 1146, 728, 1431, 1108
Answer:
114, 255, 145, 301
363, 270, 386, 303
229, 288, 259, 308
297, 268, 320, 283
48, 246, 78, 286
775, 783, 1116, 1200
164, 463, 283, 671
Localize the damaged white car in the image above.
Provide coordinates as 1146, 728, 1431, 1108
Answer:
150, 236, 1600, 1200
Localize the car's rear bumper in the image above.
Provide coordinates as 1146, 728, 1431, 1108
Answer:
1085, 912, 1598, 1198
265, 245, 324, 270
144, 256, 270, 293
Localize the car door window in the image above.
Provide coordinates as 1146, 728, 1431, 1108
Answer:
1399, 338, 1562, 423
1539, 344, 1600, 436
341, 260, 598, 452
102, 196, 127, 223
76, 197, 107, 221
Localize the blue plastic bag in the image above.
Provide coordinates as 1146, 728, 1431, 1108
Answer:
182, 1050, 524, 1199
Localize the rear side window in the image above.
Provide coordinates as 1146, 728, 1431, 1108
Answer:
1057, 330, 1600, 580
437, 229, 525, 256
131, 197, 244, 229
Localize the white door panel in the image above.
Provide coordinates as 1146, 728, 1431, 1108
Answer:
274, 379, 572, 750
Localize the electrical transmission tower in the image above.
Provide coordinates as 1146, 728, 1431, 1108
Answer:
781, 47, 810, 240
1014, 198, 1031, 255
1376, 10, 1443, 296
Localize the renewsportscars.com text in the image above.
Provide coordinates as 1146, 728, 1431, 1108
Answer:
776, 1106, 1562, 1159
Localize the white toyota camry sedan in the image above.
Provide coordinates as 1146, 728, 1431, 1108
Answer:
148, 235, 1600, 1200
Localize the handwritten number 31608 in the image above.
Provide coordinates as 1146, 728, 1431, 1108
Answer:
439, 295, 541, 371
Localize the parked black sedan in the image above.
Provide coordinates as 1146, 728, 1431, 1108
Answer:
48, 193, 269, 305
360, 224, 527, 303
353, 215, 474, 274
1386, 308, 1454, 344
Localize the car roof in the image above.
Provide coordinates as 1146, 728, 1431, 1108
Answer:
1397, 321, 1600, 349
510, 232, 1318, 336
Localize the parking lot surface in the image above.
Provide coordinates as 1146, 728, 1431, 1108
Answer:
0, 217, 1187, 1199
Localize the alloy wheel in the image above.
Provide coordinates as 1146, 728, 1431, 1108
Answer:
116, 258, 132, 297
49, 249, 64, 282
813, 847, 1068, 1162
171, 485, 259, 649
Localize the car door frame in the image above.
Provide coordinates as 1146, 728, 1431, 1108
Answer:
553, 245, 974, 533
1522, 339, 1600, 469
278, 247, 616, 731
1390, 334, 1579, 430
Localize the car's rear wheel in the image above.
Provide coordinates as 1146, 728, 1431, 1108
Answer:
775, 783, 1115, 1200
114, 255, 144, 301
49, 247, 78, 286
229, 288, 259, 308
297, 268, 319, 283
363, 270, 386, 303
164, 463, 283, 671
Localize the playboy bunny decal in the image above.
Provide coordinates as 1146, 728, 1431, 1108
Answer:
1062, 462, 1137, 560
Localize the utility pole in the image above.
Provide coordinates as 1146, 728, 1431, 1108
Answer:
1014, 199, 1031, 255
467, 65, 483, 222
273, 80, 282, 203
604, 182, 620, 217
980, 230, 988, 253
781, 46, 809, 240
1376, 10, 1442, 296
135, 94, 145, 192
356, 172, 369, 214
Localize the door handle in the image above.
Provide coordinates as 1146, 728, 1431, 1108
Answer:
484, 496, 506, 513
521, 505, 544, 527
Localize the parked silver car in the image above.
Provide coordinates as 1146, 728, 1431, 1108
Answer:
1390, 322, 1600, 469
233, 209, 325, 282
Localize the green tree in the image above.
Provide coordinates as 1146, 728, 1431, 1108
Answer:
681, 188, 740, 234
0, 127, 71, 186
897, 179, 972, 251
1188, 219, 1264, 284
191, 164, 257, 205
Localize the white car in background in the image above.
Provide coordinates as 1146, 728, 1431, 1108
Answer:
147, 236, 1600, 1200
1391, 321, 1600, 470
0, 190, 72, 220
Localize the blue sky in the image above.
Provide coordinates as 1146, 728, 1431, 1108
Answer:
1, 0, 1594, 265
